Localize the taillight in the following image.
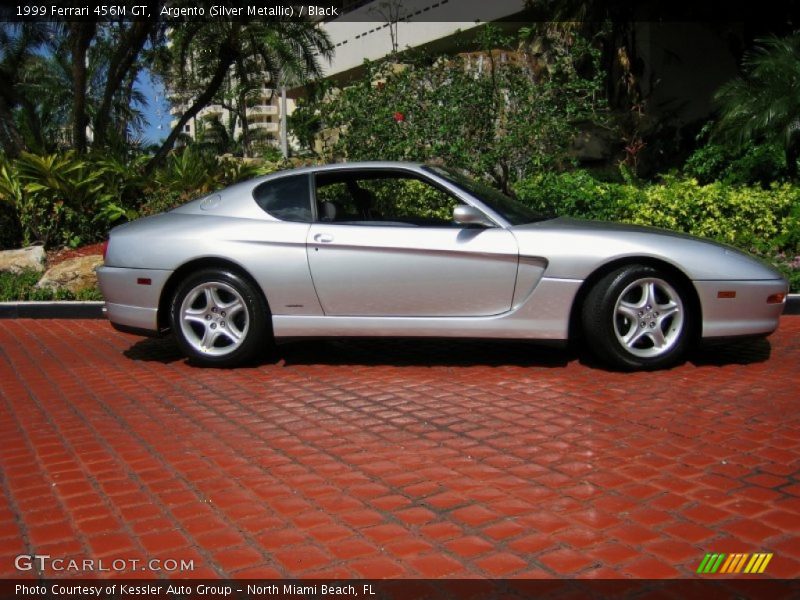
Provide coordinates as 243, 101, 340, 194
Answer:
102, 240, 109, 262
766, 293, 786, 304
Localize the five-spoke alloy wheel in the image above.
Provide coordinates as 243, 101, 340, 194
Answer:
170, 269, 269, 367
582, 264, 694, 369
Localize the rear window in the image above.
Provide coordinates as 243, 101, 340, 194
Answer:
253, 174, 311, 222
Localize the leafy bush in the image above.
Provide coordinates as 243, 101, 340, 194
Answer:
513, 170, 639, 221
152, 147, 221, 197
0, 269, 102, 301
515, 171, 800, 252
683, 124, 786, 186
631, 178, 799, 253
138, 188, 186, 217
141, 148, 276, 216
0, 147, 277, 241
0, 151, 144, 248
297, 26, 606, 192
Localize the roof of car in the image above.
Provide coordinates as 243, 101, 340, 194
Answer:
277, 161, 426, 176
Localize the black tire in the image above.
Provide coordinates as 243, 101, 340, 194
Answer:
169, 268, 269, 367
581, 264, 694, 370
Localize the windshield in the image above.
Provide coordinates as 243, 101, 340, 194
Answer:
423, 166, 549, 225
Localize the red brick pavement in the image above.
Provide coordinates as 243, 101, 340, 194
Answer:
0, 317, 798, 579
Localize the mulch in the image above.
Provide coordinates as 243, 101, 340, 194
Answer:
45, 242, 105, 268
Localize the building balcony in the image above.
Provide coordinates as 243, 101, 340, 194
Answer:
251, 122, 279, 132
247, 105, 278, 115
201, 105, 225, 119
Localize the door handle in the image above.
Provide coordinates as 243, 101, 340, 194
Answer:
314, 233, 334, 243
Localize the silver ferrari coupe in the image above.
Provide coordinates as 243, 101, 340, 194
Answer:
97, 161, 788, 369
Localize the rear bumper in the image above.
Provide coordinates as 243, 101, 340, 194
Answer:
97, 266, 172, 334
104, 302, 160, 333
696, 279, 788, 338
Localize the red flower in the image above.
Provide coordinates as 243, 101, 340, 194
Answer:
393, 111, 405, 123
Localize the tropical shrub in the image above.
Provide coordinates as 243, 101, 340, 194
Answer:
0, 147, 277, 248
140, 147, 276, 216
0, 151, 143, 248
683, 124, 786, 186
713, 32, 800, 179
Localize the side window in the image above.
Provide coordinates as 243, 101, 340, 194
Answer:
314, 182, 360, 220
253, 175, 311, 222
314, 172, 458, 227
362, 177, 456, 225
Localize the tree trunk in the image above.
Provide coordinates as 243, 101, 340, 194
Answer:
69, 23, 97, 153
239, 87, 250, 157
116, 73, 137, 145
787, 141, 799, 180
93, 22, 154, 148
19, 96, 44, 152
0, 96, 25, 157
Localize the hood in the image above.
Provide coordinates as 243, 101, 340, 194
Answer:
511, 217, 783, 281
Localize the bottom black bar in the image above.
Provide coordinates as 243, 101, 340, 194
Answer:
1, 579, 798, 600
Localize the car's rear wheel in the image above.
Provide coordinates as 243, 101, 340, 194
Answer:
170, 268, 268, 367
582, 264, 694, 370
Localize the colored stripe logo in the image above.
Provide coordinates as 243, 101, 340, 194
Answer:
697, 552, 773, 574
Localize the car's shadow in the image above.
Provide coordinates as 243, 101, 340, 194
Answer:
123, 336, 575, 368
279, 338, 574, 369
123, 335, 772, 370
688, 336, 772, 367
123, 337, 186, 364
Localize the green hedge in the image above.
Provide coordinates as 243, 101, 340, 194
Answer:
513, 171, 800, 290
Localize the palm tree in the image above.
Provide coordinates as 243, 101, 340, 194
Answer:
714, 32, 800, 179
14, 51, 73, 152
148, 13, 333, 171
0, 23, 50, 156
90, 21, 161, 149
63, 22, 97, 153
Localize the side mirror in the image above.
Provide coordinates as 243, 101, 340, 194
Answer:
453, 205, 494, 227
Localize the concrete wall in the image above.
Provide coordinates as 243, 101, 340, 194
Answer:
319, 0, 528, 82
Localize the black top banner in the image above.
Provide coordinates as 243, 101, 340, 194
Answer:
1, 0, 799, 23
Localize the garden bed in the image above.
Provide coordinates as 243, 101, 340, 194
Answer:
46, 241, 105, 268
0, 243, 104, 302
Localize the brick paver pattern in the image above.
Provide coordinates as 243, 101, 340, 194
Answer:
0, 317, 799, 579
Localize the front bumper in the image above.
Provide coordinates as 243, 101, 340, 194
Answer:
96, 266, 172, 333
696, 279, 788, 338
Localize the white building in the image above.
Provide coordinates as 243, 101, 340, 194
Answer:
316, 0, 528, 85
172, 86, 293, 153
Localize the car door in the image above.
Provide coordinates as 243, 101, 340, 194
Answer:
306, 169, 519, 317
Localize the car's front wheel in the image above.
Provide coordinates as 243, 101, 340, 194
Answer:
582, 264, 694, 370
170, 269, 269, 367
